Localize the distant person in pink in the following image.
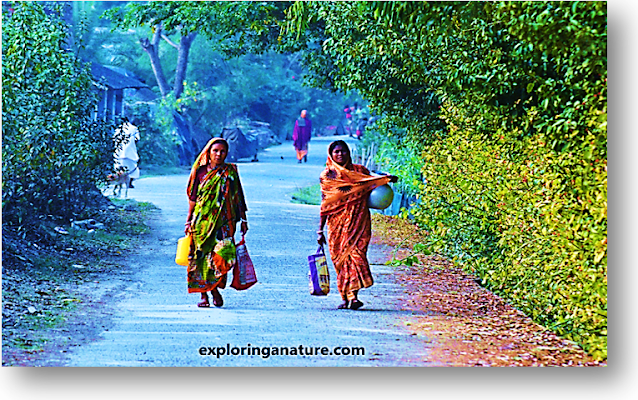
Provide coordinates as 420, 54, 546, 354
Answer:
293, 109, 312, 163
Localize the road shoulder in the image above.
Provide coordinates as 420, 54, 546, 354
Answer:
370, 214, 605, 367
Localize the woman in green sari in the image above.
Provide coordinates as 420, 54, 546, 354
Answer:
185, 138, 248, 307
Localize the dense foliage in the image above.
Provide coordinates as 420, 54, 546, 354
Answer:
2, 1, 607, 360
98, 0, 354, 152
100, 0, 607, 359
2, 2, 116, 226
285, 1, 607, 359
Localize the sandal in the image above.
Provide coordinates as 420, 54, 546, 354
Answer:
198, 293, 210, 308
337, 301, 350, 309
211, 289, 223, 307
349, 300, 364, 310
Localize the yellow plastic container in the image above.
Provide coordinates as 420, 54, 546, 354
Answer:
175, 235, 192, 266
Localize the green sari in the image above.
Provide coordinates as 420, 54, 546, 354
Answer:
187, 163, 247, 293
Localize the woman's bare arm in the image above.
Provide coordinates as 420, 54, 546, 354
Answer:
185, 200, 195, 234
317, 214, 327, 245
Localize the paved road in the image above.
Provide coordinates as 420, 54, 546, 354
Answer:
64, 135, 436, 366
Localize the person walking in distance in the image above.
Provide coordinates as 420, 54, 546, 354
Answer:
293, 109, 312, 163
114, 119, 141, 188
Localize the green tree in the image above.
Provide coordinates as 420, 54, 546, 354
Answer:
98, 2, 607, 358
284, 1, 607, 358
104, 1, 199, 100
2, 2, 115, 226
101, 1, 352, 149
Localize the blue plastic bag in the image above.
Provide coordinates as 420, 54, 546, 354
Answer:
308, 246, 330, 296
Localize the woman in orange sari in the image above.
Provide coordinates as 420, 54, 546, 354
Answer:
185, 138, 248, 308
318, 140, 398, 310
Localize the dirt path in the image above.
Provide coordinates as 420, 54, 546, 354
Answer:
3, 136, 604, 368
55, 136, 438, 367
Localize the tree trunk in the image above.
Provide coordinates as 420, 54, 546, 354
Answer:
173, 32, 197, 99
138, 25, 198, 165
140, 24, 171, 97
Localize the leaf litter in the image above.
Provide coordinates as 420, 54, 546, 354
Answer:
371, 214, 605, 367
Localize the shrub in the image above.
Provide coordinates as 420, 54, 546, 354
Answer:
408, 2, 607, 359
2, 2, 115, 226
293, 1, 606, 358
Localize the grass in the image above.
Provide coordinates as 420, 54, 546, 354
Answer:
291, 184, 322, 205
3, 251, 85, 352
140, 164, 191, 178
2, 198, 158, 365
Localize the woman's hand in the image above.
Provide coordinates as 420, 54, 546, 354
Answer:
240, 221, 249, 236
184, 221, 192, 235
317, 231, 326, 246
380, 172, 398, 183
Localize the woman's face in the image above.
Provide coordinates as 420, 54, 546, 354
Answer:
331, 144, 350, 166
209, 143, 228, 166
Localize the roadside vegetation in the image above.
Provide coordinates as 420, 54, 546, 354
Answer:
2, 198, 157, 366
372, 214, 604, 367
3, 1, 606, 361
290, 184, 322, 206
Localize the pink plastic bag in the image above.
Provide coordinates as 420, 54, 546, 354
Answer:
231, 236, 257, 290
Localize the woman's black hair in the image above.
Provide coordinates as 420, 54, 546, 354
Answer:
210, 137, 229, 152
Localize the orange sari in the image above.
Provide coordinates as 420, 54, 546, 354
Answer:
319, 156, 391, 301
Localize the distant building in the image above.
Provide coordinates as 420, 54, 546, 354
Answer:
90, 63, 149, 122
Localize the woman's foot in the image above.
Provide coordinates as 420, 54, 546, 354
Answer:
211, 289, 223, 307
197, 293, 210, 308
337, 300, 350, 309
349, 299, 364, 310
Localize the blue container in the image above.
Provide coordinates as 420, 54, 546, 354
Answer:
368, 184, 394, 210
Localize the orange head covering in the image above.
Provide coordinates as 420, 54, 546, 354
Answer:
187, 137, 229, 196
320, 141, 390, 216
